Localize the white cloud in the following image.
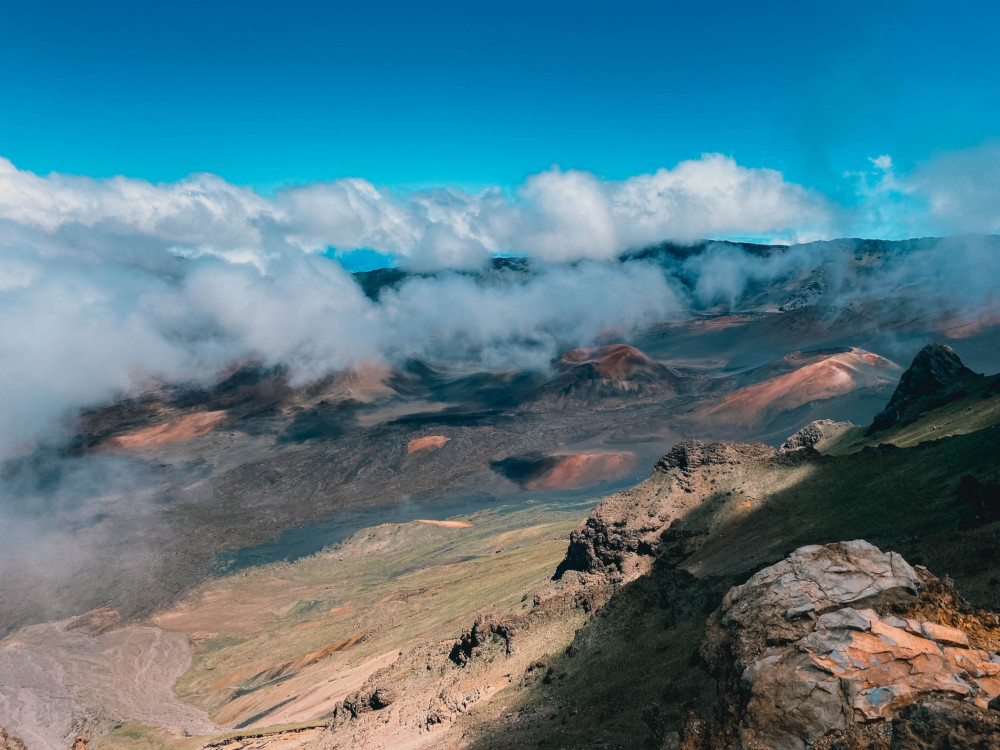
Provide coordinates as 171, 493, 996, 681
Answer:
870, 154, 893, 171
0, 153, 834, 270
375, 260, 685, 368
848, 143, 1000, 237
610, 154, 831, 247
2, 146, 998, 455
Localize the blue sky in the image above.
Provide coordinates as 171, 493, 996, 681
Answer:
3, 0, 998, 196
3, 2, 1000, 447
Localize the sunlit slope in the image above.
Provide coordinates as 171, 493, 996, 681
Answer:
158, 503, 587, 731
466, 368, 1000, 749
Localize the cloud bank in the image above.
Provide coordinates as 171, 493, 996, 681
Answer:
0, 153, 830, 270
0, 146, 998, 453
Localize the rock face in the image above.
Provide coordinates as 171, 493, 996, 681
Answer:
704, 541, 1000, 750
449, 613, 522, 665
779, 269, 828, 312
781, 419, 838, 451
868, 344, 979, 434
555, 440, 789, 585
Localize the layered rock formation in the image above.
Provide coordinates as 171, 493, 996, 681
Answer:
703, 541, 1000, 750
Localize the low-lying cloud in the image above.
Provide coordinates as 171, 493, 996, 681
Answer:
1, 147, 999, 455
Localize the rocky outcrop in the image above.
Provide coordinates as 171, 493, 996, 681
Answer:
655, 439, 768, 472
704, 541, 1000, 750
868, 344, 980, 435
779, 269, 828, 312
337, 684, 396, 718
555, 440, 783, 585
450, 613, 523, 665
781, 419, 840, 451
0, 728, 27, 750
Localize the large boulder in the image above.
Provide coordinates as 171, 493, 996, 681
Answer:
704, 541, 1000, 750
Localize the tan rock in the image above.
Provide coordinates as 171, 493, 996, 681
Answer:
0, 727, 27, 750
705, 541, 1000, 750
921, 621, 970, 647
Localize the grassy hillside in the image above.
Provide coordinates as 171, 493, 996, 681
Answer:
466, 374, 1000, 749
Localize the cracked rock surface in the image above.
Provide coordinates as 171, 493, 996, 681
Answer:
704, 541, 1000, 750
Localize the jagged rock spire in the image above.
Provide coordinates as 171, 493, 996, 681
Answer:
868, 344, 979, 434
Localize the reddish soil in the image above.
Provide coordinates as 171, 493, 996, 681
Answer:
933, 309, 1000, 339
559, 344, 660, 381
525, 451, 637, 491
701, 348, 899, 426
696, 315, 753, 331
105, 411, 227, 450
416, 519, 474, 528
407, 435, 450, 455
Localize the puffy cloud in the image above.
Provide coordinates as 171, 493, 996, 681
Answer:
1, 145, 997, 455
610, 154, 831, 247
0, 157, 273, 254
276, 178, 419, 257
515, 168, 619, 261
0, 154, 834, 270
